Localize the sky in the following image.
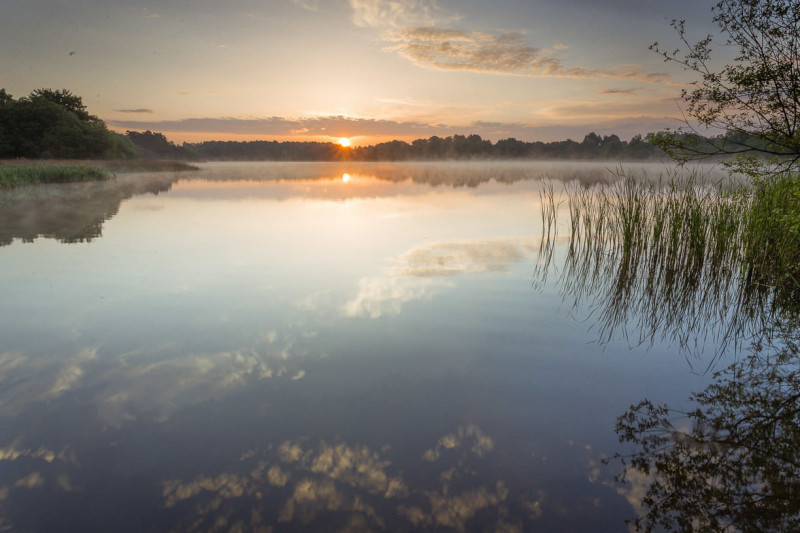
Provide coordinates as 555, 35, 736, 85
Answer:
0, 0, 720, 145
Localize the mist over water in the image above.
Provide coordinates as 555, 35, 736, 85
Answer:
0, 162, 730, 531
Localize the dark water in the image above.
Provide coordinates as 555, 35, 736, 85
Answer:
0, 162, 719, 531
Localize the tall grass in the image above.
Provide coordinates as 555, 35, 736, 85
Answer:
537, 170, 800, 367
0, 164, 112, 188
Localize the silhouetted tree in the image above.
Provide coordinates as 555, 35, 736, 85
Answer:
30, 88, 89, 120
0, 88, 136, 159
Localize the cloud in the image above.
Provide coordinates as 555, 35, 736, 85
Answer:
178, 90, 223, 96
292, 0, 320, 11
109, 115, 439, 136
349, 0, 457, 28
114, 108, 154, 114
384, 28, 667, 82
109, 114, 677, 143
599, 88, 641, 95
544, 100, 675, 120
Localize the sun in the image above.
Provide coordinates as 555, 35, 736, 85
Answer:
338, 137, 351, 147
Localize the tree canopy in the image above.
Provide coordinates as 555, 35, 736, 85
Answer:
652, 0, 800, 176
0, 88, 136, 159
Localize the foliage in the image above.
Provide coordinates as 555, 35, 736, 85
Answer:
744, 173, 800, 309
651, 0, 800, 176
611, 321, 800, 532
0, 164, 111, 188
0, 88, 137, 160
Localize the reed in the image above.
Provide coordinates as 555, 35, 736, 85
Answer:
537, 169, 800, 366
0, 164, 112, 188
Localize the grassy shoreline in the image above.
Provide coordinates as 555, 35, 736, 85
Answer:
0, 159, 199, 188
0, 164, 112, 188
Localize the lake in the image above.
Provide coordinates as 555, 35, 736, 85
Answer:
0, 161, 727, 531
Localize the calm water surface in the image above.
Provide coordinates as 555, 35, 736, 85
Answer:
0, 162, 717, 531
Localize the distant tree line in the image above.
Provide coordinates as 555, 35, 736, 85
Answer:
0, 88, 136, 159
183, 132, 664, 162
125, 130, 199, 160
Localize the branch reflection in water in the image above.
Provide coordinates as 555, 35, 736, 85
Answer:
611, 321, 800, 532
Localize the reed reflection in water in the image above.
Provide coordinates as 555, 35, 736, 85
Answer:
536, 169, 793, 368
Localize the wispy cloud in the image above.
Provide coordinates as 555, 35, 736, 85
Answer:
599, 88, 641, 95
349, 0, 457, 28
385, 28, 667, 82
109, 115, 440, 136
292, 0, 320, 11
114, 108, 154, 114
178, 90, 224, 96
109, 114, 676, 142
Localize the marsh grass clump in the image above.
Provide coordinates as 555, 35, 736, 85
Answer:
0, 164, 111, 188
538, 169, 800, 365
744, 174, 800, 308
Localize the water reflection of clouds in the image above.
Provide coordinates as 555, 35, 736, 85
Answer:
396, 239, 536, 278
0, 445, 74, 465
0, 443, 78, 529
0, 349, 96, 416
159, 424, 541, 532
343, 238, 537, 318
0, 340, 311, 426
96, 345, 309, 425
422, 424, 494, 462
342, 275, 444, 319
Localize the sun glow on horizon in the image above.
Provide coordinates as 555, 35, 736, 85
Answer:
338, 137, 352, 147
